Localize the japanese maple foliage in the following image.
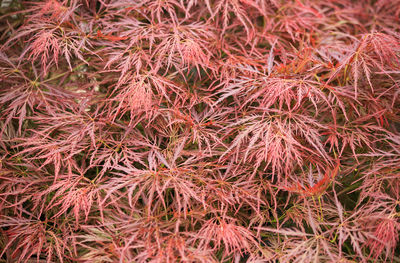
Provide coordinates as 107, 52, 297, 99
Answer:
1, 0, 400, 262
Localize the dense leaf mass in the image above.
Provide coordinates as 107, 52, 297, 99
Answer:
1, 0, 400, 262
